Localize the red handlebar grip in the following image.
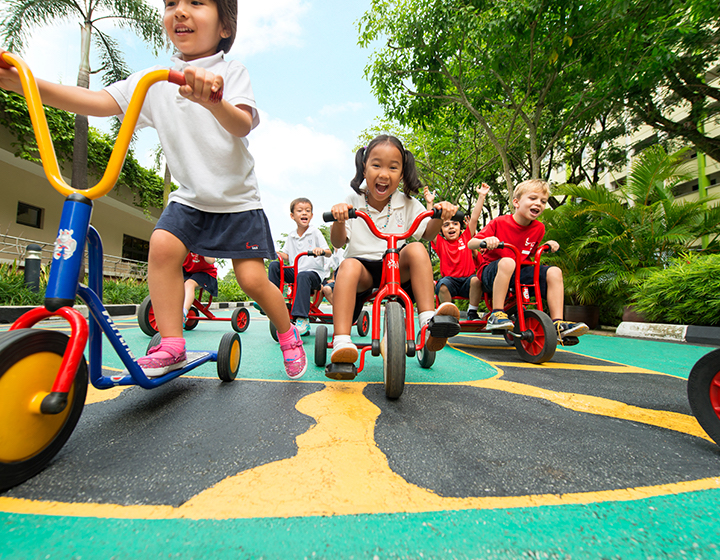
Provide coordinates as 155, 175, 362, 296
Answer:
167, 69, 223, 103
0, 51, 11, 69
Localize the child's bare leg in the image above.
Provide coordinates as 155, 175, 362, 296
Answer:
147, 229, 187, 338
332, 259, 370, 337
545, 266, 564, 320
399, 243, 435, 314
437, 283, 452, 304
183, 279, 199, 313
469, 276, 483, 307
232, 258, 291, 333
492, 257, 515, 310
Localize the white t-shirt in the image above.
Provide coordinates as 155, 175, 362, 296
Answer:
280, 225, 329, 278
342, 189, 429, 260
104, 51, 263, 213
324, 247, 345, 278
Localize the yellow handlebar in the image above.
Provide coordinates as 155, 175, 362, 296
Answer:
0, 50, 184, 200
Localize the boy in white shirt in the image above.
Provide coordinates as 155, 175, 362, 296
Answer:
269, 198, 331, 335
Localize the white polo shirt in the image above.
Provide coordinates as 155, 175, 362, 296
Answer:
280, 225, 329, 278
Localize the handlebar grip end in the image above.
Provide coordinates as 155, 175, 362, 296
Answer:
168, 70, 185, 86
323, 211, 334, 222
0, 51, 12, 69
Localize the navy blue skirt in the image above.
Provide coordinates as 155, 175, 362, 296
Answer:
155, 202, 277, 260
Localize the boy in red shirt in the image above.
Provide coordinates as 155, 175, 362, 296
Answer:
182, 253, 218, 323
425, 183, 490, 321
468, 179, 588, 345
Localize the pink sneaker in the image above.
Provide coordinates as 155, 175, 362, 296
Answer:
280, 325, 307, 379
137, 344, 187, 378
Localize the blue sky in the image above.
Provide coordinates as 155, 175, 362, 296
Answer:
10, 0, 384, 269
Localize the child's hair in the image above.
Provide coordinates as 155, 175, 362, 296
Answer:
512, 179, 551, 201
350, 135, 423, 197
215, 0, 237, 54
290, 197, 313, 213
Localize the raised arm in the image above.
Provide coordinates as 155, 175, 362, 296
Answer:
467, 182, 490, 237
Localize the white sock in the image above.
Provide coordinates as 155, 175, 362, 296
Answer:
419, 310, 434, 327
333, 334, 352, 347
468, 305, 478, 311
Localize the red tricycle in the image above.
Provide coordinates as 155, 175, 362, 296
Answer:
315, 208, 462, 399
137, 291, 250, 336
422, 242, 557, 368
267, 251, 369, 341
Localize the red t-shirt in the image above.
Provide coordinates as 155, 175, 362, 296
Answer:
474, 214, 545, 275
431, 227, 476, 278
183, 253, 217, 278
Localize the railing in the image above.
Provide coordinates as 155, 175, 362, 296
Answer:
0, 233, 147, 280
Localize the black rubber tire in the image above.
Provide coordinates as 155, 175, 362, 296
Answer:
357, 309, 370, 337
416, 330, 436, 369
217, 332, 241, 382
147, 332, 163, 354
688, 348, 720, 446
269, 321, 279, 342
383, 302, 406, 399
232, 307, 250, 333
315, 325, 328, 367
137, 295, 158, 336
513, 308, 556, 364
0, 329, 88, 492
184, 306, 200, 330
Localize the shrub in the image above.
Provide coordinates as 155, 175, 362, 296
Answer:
631, 253, 720, 326
101, 277, 149, 305
0, 262, 43, 306
216, 275, 249, 303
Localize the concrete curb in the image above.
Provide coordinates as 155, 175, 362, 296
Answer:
617, 321, 720, 346
0, 301, 251, 324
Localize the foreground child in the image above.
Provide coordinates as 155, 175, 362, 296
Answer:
468, 179, 588, 345
268, 198, 330, 335
0, 0, 307, 378
329, 135, 461, 364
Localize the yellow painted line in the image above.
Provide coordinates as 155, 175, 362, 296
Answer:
0, 381, 717, 520
489, 362, 657, 374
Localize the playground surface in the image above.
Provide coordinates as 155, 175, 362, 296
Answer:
1, 307, 719, 559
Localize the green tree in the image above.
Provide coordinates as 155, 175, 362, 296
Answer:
0, 0, 167, 190
543, 146, 720, 315
359, 0, 623, 197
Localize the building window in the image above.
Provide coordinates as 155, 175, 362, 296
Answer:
122, 234, 149, 262
16, 202, 44, 229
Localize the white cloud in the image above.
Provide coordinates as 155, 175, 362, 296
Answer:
249, 110, 355, 241
234, 0, 310, 57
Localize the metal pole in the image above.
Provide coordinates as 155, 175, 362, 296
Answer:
24, 243, 43, 292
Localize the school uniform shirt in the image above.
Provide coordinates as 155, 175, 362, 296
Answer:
343, 189, 429, 261
105, 51, 262, 213
431, 227, 476, 278
474, 214, 545, 275
280, 226, 329, 278
183, 253, 217, 277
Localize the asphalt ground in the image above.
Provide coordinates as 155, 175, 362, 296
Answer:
1, 307, 719, 559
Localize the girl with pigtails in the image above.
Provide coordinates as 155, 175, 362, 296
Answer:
328, 134, 461, 364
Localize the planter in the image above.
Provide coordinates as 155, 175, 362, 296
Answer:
564, 304, 600, 330
622, 304, 647, 323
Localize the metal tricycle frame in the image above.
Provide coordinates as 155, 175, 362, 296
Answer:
443, 242, 557, 364
268, 251, 369, 340
0, 51, 241, 491
316, 207, 461, 398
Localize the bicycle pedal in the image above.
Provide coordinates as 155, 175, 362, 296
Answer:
428, 315, 461, 339
325, 362, 357, 380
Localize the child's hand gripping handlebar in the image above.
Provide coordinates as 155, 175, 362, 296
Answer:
0, 50, 221, 201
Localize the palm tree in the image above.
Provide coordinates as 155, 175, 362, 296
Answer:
0, 0, 167, 190
543, 145, 720, 315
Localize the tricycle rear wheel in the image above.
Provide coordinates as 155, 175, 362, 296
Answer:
138, 295, 158, 336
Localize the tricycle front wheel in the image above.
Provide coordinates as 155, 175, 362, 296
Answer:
513, 308, 556, 364
383, 302, 406, 399
688, 348, 720, 446
0, 329, 88, 492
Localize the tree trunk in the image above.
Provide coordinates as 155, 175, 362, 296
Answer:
72, 22, 93, 191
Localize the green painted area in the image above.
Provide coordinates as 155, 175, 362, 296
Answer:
566, 334, 714, 379
3, 488, 719, 559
